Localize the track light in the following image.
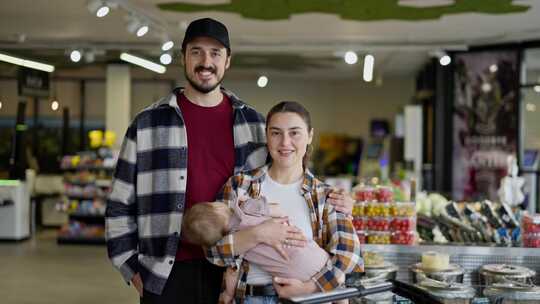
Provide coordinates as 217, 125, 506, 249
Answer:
257, 76, 268, 88
70, 50, 82, 62
0, 52, 55, 72
344, 51, 358, 65
120, 53, 166, 74
127, 17, 149, 37
439, 55, 451, 66
160, 53, 172, 65
162, 40, 174, 51
87, 0, 110, 18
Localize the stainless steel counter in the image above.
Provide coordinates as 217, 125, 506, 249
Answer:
361, 244, 540, 286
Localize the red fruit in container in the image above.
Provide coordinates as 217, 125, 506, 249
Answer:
356, 187, 376, 202
377, 186, 394, 203
353, 218, 367, 231
391, 231, 415, 245
390, 217, 416, 232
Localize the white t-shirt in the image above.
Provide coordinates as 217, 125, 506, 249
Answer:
246, 175, 314, 285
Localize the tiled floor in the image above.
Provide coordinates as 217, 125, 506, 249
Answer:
0, 230, 139, 304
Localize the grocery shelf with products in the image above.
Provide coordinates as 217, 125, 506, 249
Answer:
56, 149, 116, 245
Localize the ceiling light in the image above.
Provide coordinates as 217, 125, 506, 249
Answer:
87, 0, 110, 18
363, 54, 374, 82
534, 85, 540, 93
70, 50, 82, 62
160, 53, 172, 65
489, 64, 498, 73
344, 51, 358, 65
257, 76, 268, 88
96, 5, 110, 17
127, 18, 149, 37
162, 40, 174, 51
0, 52, 55, 72
51, 100, 59, 111
439, 55, 451, 66
482, 83, 492, 92
136, 25, 149, 37
120, 53, 166, 74
0, 101, 2, 110
526, 103, 536, 112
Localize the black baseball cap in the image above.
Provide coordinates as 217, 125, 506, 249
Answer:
181, 18, 231, 53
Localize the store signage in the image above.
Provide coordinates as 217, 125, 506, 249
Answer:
17, 67, 50, 97
452, 50, 519, 201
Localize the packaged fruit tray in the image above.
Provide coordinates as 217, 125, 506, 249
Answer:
390, 216, 416, 232
391, 231, 416, 245
522, 213, 540, 234
367, 231, 391, 244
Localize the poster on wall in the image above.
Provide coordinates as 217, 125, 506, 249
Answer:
452, 50, 519, 201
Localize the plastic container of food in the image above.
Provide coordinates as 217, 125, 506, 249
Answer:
367, 231, 391, 244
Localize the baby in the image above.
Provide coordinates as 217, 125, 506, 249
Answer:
182, 196, 331, 304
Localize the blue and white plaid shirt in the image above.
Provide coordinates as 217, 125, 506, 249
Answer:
105, 87, 267, 295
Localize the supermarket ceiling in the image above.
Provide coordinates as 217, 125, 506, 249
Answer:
0, 0, 539, 78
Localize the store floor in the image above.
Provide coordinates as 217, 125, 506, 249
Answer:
0, 229, 139, 304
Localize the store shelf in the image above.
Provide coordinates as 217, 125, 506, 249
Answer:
58, 152, 114, 246
57, 235, 105, 245
61, 166, 115, 171
68, 213, 105, 223
65, 194, 108, 200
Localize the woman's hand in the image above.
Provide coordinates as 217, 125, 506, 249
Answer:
253, 217, 307, 260
273, 277, 318, 299
327, 188, 354, 215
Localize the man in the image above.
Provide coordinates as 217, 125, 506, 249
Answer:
106, 18, 353, 304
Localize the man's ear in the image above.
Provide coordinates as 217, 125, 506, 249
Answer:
225, 55, 231, 70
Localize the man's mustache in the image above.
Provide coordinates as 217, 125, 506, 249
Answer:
195, 66, 216, 73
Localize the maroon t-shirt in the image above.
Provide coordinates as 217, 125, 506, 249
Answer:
176, 92, 235, 261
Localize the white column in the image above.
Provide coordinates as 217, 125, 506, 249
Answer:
106, 64, 131, 150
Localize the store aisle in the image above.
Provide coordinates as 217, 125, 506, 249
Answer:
0, 230, 139, 304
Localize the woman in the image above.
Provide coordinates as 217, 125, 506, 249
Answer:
207, 101, 363, 303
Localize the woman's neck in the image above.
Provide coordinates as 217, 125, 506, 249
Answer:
268, 164, 304, 185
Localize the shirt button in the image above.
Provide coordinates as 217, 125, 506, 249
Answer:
180, 175, 185, 180
177, 204, 182, 209
169, 260, 173, 265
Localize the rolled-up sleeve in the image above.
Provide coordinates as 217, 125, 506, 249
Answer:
312, 204, 363, 291
207, 174, 244, 269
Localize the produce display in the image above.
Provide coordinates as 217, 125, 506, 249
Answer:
353, 185, 417, 245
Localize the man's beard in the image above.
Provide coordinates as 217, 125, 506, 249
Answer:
185, 65, 224, 94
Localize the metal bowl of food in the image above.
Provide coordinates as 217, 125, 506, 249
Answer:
480, 264, 536, 287
410, 263, 464, 284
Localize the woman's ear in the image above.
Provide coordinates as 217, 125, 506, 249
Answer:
308, 128, 314, 145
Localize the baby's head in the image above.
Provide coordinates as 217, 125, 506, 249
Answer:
182, 202, 233, 247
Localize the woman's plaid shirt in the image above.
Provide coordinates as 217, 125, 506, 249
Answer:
207, 165, 364, 303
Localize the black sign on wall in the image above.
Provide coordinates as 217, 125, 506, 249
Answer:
17, 67, 50, 97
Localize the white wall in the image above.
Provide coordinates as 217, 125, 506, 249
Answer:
223, 76, 414, 140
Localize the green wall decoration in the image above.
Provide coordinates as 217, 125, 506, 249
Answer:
158, 0, 529, 21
